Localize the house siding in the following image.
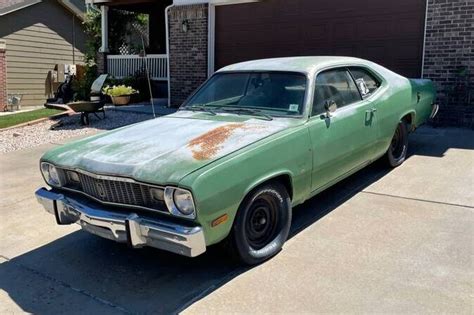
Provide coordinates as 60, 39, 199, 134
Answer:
168, 3, 208, 107
0, 0, 86, 107
423, 0, 474, 128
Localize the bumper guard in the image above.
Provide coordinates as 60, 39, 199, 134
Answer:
430, 103, 439, 119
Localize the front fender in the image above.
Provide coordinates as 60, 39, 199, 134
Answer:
179, 126, 312, 246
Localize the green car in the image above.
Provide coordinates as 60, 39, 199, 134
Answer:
36, 57, 438, 264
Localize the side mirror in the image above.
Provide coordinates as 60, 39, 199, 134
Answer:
324, 100, 337, 117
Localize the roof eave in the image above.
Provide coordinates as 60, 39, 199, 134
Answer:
57, 0, 85, 21
0, 0, 42, 17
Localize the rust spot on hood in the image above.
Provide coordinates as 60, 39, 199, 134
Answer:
188, 123, 247, 160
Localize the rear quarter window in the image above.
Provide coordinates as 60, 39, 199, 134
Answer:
348, 67, 381, 97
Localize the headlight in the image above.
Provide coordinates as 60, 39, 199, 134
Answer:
40, 162, 62, 187
173, 190, 194, 215
164, 187, 196, 218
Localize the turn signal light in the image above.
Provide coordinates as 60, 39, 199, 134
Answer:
211, 214, 228, 227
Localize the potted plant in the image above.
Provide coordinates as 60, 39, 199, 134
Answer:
102, 85, 138, 106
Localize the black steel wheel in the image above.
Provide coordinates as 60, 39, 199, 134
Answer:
245, 194, 280, 250
386, 121, 408, 167
227, 182, 291, 265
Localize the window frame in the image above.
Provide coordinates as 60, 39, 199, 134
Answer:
347, 66, 383, 99
310, 67, 363, 117
180, 70, 310, 118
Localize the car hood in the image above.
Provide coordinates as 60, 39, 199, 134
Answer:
42, 111, 299, 185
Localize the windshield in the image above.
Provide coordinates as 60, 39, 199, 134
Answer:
182, 72, 307, 116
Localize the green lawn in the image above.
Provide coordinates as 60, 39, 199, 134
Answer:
0, 108, 62, 129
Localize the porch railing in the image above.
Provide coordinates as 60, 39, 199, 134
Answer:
107, 54, 168, 80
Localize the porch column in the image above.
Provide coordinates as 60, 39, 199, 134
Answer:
100, 5, 109, 52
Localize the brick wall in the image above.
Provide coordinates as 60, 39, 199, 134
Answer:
423, 0, 474, 128
96, 52, 107, 76
168, 4, 208, 107
0, 42, 6, 112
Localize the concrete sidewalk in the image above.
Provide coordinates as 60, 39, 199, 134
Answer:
0, 127, 472, 314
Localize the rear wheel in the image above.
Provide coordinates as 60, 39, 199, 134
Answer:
228, 182, 291, 265
386, 121, 408, 167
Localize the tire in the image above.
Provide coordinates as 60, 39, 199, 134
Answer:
228, 182, 292, 265
386, 121, 408, 167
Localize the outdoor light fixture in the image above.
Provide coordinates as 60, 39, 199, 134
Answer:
182, 19, 190, 33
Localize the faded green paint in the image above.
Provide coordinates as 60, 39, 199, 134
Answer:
40, 57, 436, 247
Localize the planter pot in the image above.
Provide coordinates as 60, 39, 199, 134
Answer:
111, 95, 131, 106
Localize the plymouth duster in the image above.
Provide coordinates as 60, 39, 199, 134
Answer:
35, 57, 438, 264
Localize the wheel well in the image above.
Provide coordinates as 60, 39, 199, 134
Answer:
402, 113, 415, 131
267, 174, 293, 200
242, 175, 294, 207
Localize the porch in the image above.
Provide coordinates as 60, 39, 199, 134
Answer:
87, 0, 172, 98
106, 54, 168, 80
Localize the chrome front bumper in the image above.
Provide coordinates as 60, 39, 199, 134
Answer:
35, 188, 206, 257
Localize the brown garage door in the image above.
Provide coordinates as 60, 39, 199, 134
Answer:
215, 0, 426, 77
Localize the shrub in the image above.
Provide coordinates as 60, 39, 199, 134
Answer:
103, 85, 138, 97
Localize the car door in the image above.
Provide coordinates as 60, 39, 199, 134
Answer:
307, 68, 379, 193
347, 66, 385, 155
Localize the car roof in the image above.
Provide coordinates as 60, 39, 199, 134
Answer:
217, 56, 374, 76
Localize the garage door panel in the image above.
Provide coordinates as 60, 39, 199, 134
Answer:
301, 23, 329, 41
333, 21, 356, 40
215, 0, 425, 77
333, 45, 357, 57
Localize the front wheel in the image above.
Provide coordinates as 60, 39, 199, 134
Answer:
386, 121, 408, 167
229, 182, 292, 265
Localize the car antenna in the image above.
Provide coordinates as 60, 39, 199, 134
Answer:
135, 25, 156, 118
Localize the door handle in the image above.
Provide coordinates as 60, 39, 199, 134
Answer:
365, 108, 376, 126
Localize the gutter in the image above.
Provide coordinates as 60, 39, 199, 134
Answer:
57, 0, 85, 21
421, 0, 429, 78
165, 4, 175, 108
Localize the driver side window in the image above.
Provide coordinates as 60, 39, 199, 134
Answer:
312, 69, 361, 116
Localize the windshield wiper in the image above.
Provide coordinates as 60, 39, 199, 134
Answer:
221, 107, 273, 121
186, 104, 217, 115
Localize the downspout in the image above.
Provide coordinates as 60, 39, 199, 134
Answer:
72, 14, 75, 64
89, 3, 101, 14
165, 4, 174, 108
421, 0, 429, 78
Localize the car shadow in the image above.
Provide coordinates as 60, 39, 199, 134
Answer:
0, 160, 390, 314
406, 125, 474, 157
2, 127, 465, 314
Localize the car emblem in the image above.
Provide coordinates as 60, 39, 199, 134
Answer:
96, 182, 106, 199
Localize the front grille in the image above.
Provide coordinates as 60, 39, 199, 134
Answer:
61, 169, 166, 212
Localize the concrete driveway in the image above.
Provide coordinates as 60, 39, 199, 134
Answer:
0, 127, 473, 314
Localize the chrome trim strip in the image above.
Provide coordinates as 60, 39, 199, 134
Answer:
58, 166, 165, 188
35, 188, 207, 257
